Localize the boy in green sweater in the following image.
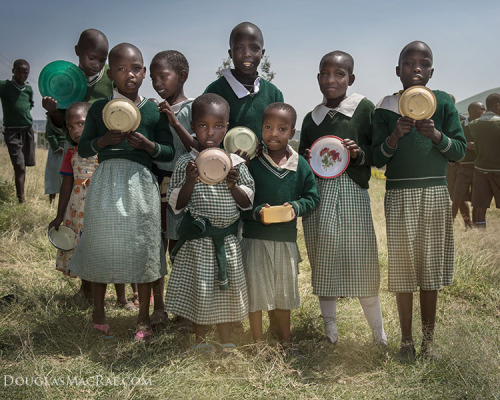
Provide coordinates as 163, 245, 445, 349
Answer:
204, 22, 284, 141
469, 93, 500, 227
242, 102, 318, 351
42, 29, 113, 203
0, 59, 35, 203
372, 41, 466, 363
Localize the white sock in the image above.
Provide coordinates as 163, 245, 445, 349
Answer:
359, 296, 387, 345
319, 296, 338, 343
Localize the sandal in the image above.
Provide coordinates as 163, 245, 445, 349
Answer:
219, 343, 237, 354
150, 310, 168, 328
93, 323, 114, 339
190, 343, 214, 353
134, 326, 153, 342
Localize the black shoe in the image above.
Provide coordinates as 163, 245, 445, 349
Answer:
396, 342, 416, 364
417, 341, 440, 362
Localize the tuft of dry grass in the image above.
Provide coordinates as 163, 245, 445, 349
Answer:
0, 146, 499, 400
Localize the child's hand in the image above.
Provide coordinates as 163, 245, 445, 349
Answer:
235, 149, 251, 166
48, 216, 63, 231
186, 161, 199, 183
415, 119, 442, 143
255, 141, 265, 158
303, 148, 312, 161
393, 116, 414, 138
98, 130, 127, 148
342, 139, 359, 159
258, 203, 271, 225
127, 131, 155, 153
467, 141, 475, 150
283, 202, 296, 220
158, 101, 179, 126
42, 96, 58, 112
226, 166, 239, 189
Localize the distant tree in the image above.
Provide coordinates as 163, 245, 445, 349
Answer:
216, 55, 276, 82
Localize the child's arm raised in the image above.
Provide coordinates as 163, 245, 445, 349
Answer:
159, 101, 200, 151
226, 167, 252, 209
175, 161, 198, 210
42, 96, 64, 128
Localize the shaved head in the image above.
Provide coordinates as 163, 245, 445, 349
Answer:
77, 29, 108, 51
108, 43, 143, 67
398, 41, 433, 66
229, 22, 264, 47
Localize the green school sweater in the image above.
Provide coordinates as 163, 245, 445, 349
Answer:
204, 75, 283, 140
372, 90, 466, 189
469, 111, 500, 172
460, 121, 475, 164
0, 80, 33, 127
78, 97, 174, 169
299, 97, 374, 189
242, 154, 319, 242
83, 65, 114, 104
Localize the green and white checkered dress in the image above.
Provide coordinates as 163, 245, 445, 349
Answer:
165, 153, 254, 325
241, 239, 301, 312
303, 173, 380, 297
68, 158, 166, 283
385, 185, 454, 292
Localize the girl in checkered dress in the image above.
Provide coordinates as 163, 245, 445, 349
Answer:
165, 94, 254, 351
299, 51, 387, 347
372, 42, 466, 362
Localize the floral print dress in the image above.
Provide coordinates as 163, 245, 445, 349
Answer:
56, 147, 98, 276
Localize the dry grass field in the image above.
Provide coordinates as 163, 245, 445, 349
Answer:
0, 147, 499, 400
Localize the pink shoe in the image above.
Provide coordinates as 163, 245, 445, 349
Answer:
134, 326, 153, 342
93, 323, 114, 339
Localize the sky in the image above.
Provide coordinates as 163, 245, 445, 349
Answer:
1, 0, 499, 127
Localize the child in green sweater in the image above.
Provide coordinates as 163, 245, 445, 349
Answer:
372, 41, 466, 363
300, 51, 387, 349
469, 93, 500, 227
204, 22, 284, 141
0, 59, 35, 203
43, 29, 113, 204
242, 102, 319, 351
68, 43, 174, 341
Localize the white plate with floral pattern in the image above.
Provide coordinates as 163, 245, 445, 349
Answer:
309, 135, 349, 179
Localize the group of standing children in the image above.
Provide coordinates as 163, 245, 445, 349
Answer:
1, 22, 472, 362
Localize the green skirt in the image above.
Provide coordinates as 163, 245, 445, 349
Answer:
385, 185, 454, 292
68, 159, 166, 283
303, 173, 380, 297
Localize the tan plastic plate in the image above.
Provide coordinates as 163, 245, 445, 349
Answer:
102, 98, 141, 132
223, 126, 258, 159
398, 86, 437, 120
195, 148, 232, 185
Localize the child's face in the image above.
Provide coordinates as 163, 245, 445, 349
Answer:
75, 44, 108, 77
191, 104, 228, 149
229, 31, 265, 76
150, 62, 185, 103
107, 49, 146, 100
317, 56, 354, 104
397, 48, 434, 90
66, 108, 87, 144
262, 109, 295, 152
12, 64, 29, 85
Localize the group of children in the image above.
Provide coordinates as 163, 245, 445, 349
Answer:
4, 20, 493, 363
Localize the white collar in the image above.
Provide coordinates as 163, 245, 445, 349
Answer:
189, 147, 245, 166
311, 93, 365, 125
112, 88, 144, 106
221, 68, 260, 99
375, 93, 401, 114
262, 145, 298, 171
478, 111, 500, 122
87, 68, 105, 87
171, 98, 194, 114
